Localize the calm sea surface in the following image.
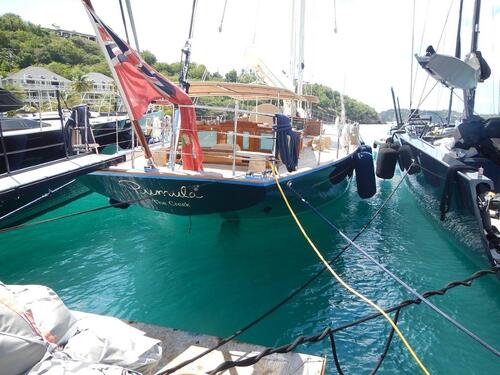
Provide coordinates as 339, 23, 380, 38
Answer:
1, 125, 498, 374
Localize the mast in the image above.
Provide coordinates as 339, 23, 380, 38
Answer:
289, 0, 297, 92
179, 0, 198, 92
391, 87, 401, 126
447, 0, 464, 125
297, 0, 305, 97
118, 0, 130, 44
124, 0, 140, 52
464, 0, 482, 118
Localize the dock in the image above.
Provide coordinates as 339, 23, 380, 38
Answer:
129, 321, 326, 374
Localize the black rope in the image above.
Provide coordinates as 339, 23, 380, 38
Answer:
160, 169, 412, 374
207, 267, 498, 374
369, 308, 401, 375
209, 328, 333, 374
329, 331, 345, 375
0, 197, 147, 234
330, 308, 402, 375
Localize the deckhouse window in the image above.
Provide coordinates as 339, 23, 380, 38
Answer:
259, 132, 273, 150
198, 131, 217, 148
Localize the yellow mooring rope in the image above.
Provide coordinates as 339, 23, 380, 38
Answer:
271, 165, 430, 375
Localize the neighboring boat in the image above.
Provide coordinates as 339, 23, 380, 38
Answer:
383, 0, 499, 266
0, 91, 129, 228
79, 0, 376, 218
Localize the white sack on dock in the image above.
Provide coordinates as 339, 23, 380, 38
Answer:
8, 284, 78, 345
63, 311, 162, 371
0, 284, 48, 375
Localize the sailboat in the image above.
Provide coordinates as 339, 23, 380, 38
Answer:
384, 0, 499, 266
0, 88, 130, 228
79, 0, 376, 218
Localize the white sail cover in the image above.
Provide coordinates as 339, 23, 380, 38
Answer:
0, 283, 49, 375
415, 53, 479, 90
1, 283, 161, 375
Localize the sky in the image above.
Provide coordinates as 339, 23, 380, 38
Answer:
1, 0, 499, 114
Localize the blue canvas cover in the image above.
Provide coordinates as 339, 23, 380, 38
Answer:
274, 114, 301, 172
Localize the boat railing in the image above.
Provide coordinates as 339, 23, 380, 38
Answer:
0, 111, 134, 179
124, 102, 349, 175
166, 102, 334, 175
157, 103, 277, 175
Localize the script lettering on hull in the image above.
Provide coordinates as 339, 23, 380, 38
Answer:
118, 180, 204, 200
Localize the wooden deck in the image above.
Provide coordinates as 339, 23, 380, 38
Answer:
129, 321, 326, 375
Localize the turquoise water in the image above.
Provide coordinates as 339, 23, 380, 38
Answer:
1, 126, 498, 374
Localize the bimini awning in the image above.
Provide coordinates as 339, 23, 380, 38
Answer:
415, 53, 479, 90
188, 81, 319, 103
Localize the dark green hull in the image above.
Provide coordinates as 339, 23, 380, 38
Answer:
81, 154, 355, 218
0, 178, 90, 228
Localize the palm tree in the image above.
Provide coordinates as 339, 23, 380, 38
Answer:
71, 74, 92, 94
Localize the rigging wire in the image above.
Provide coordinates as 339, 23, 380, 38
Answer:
413, 0, 455, 117
0, 180, 76, 222
271, 164, 430, 375
417, 80, 439, 109
411, 0, 431, 103
333, 0, 338, 34
0, 197, 148, 235
410, 0, 416, 110
286, 180, 500, 358
218, 0, 228, 33
436, 0, 455, 51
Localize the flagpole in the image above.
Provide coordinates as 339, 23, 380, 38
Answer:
82, 0, 154, 165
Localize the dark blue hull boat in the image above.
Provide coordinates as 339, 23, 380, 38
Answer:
393, 132, 500, 266
81, 152, 355, 218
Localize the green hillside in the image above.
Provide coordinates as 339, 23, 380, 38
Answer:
379, 108, 464, 124
0, 13, 380, 123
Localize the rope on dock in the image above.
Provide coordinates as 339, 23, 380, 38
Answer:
208, 267, 499, 374
271, 164, 430, 374
286, 177, 500, 358
159, 167, 413, 375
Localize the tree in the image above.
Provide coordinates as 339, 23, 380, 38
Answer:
238, 69, 257, 83
141, 50, 157, 65
71, 74, 92, 94
225, 69, 238, 82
